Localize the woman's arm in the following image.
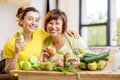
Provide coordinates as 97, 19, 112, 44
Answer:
5, 54, 18, 73
67, 29, 80, 39
5, 37, 25, 73
39, 47, 53, 62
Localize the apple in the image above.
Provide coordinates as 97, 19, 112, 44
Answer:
19, 61, 25, 69
32, 62, 40, 70
22, 61, 32, 70
87, 62, 97, 71
28, 56, 38, 64
40, 62, 54, 71
97, 60, 107, 70
47, 46, 56, 56
79, 49, 87, 54
79, 62, 87, 70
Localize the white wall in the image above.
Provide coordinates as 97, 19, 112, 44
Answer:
0, 4, 19, 52
0, 1, 47, 56
0, 0, 80, 57
59, 0, 79, 33
110, 0, 117, 46
0, 1, 47, 55
30, 0, 47, 28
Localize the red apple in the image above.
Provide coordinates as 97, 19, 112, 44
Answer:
47, 46, 56, 56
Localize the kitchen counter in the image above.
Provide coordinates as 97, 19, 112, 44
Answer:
10, 70, 120, 80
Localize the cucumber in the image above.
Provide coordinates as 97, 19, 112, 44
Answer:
16, 31, 24, 42
97, 52, 109, 60
80, 52, 109, 63
16, 31, 22, 37
83, 53, 98, 57
16, 31, 25, 51
80, 56, 97, 63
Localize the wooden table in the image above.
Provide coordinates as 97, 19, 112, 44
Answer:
10, 70, 120, 80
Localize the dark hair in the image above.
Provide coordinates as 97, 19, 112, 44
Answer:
44, 9, 67, 33
16, 7, 40, 26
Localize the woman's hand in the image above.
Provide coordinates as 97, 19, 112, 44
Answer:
15, 37, 25, 53
39, 48, 52, 62
67, 29, 80, 39
5, 37, 25, 73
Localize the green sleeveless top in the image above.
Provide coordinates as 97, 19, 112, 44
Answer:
43, 34, 90, 61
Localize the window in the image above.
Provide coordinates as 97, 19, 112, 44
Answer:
116, 0, 120, 45
79, 0, 109, 46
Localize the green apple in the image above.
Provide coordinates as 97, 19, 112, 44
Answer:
97, 60, 107, 70
40, 62, 54, 71
22, 61, 32, 70
87, 62, 97, 71
19, 61, 25, 69
79, 62, 87, 70
79, 49, 87, 54
28, 56, 38, 64
32, 61, 40, 70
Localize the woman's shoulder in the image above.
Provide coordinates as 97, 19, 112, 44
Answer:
44, 36, 53, 47
66, 34, 85, 41
66, 34, 76, 41
34, 28, 49, 36
4, 34, 16, 48
35, 28, 45, 33
66, 34, 88, 47
3, 34, 16, 56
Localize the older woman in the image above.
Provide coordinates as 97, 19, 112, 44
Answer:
40, 9, 91, 67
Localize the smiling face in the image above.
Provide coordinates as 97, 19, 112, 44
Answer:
21, 11, 40, 33
44, 9, 68, 36
46, 19, 63, 36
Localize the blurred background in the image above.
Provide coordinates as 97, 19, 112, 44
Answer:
0, 0, 120, 56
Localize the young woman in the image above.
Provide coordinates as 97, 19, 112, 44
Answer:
3, 7, 47, 73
